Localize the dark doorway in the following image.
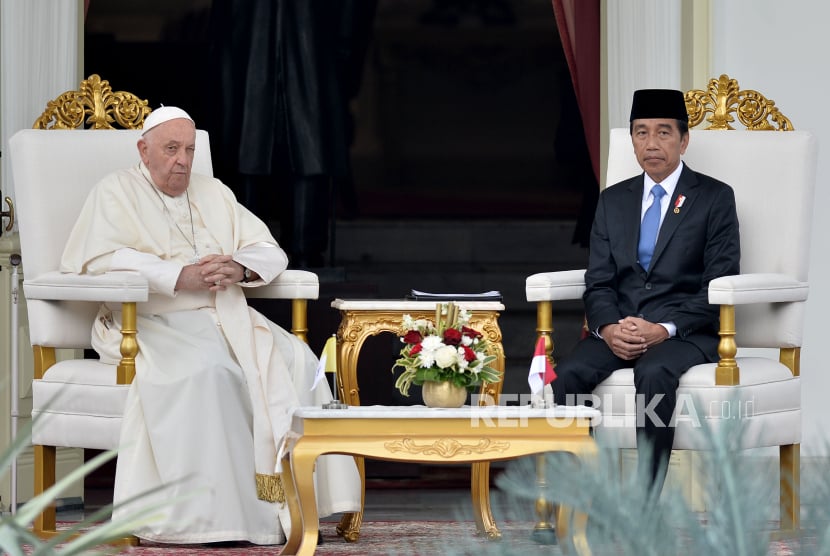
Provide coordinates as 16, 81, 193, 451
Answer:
84, 0, 590, 222
83, 0, 595, 485
347, 1, 579, 219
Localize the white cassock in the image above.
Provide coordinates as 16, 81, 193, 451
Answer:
60, 163, 360, 544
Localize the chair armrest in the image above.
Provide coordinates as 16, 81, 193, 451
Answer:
525, 270, 587, 302
243, 269, 320, 300
708, 273, 809, 305
23, 270, 148, 302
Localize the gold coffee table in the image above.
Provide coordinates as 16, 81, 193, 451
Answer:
278, 405, 599, 556
329, 299, 507, 541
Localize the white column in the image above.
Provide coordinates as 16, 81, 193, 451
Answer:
0, 0, 84, 508
1, 0, 83, 209
605, 0, 683, 129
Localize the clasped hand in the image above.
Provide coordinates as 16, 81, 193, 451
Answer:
175, 254, 244, 292
600, 316, 669, 360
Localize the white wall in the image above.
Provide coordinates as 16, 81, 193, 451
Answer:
710, 1, 830, 456
1, 0, 82, 214
605, 0, 683, 128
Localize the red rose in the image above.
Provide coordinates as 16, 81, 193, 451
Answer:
462, 326, 482, 340
462, 345, 476, 362
410, 343, 423, 355
443, 328, 462, 345
403, 330, 423, 345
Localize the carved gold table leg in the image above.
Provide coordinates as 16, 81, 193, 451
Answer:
557, 504, 592, 556
471, 314, 504, 540
335, 313, 368, 542
287, 448, 324, 556
471, 461, 502, 540
280, 452, 303, 555
336, 455, 365, 542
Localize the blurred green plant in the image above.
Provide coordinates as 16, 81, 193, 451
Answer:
0, 414, 187, 555
493, 405, 822, 556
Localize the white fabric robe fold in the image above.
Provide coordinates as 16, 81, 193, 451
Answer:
60, 164, 360, 544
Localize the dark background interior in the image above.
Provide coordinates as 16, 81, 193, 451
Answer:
84, 0, 594, 221
82, 0, 594, 487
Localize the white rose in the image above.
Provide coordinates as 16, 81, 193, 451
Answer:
456, 347, 470, 371
434, 345, 459, 369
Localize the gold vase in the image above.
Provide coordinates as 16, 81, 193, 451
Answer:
421, 380, 468, 408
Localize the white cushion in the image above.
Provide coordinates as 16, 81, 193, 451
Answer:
31, 360, 129, 450
30, 411, 124, 451
592, 358, 800, 450
244, 269, 319, 300
24, 271, 149, 303
708, 273, 809, 305
525, 270, 586, 302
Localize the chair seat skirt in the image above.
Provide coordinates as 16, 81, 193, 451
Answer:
591, 357, 801, 450
31, 360, 129, 450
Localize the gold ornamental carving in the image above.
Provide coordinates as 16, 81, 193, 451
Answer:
477, 320, 503, 345
685, 74, 793, 131
34, 74, 151, 130
338, 314, 403, 343
384, 437, 510, 458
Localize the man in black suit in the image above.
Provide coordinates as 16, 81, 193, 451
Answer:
553, 89, 741, 490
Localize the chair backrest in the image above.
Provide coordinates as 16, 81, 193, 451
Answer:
606, 128, 818, 348
10, 129, 213, 348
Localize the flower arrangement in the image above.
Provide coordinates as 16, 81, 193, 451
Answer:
392, 302, 502, 397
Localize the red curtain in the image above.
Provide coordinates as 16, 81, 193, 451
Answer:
551, 0, 600, 182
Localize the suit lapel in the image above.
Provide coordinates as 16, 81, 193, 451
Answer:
649, 164, 699, 270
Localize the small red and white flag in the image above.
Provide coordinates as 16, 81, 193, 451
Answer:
528, 336, 557, 394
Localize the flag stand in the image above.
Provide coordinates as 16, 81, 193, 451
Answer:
322, 396, 348, 410
531, 451, 558, 545
320, 334, 348, 410
531, 393, 556, 545
322, 359, 348, 408
527, 339, 556, 544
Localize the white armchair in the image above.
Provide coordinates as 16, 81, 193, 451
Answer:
526, 75, 817, 532
10, 77, 319, 539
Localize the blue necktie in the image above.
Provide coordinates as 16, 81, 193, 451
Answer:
638, 184, 666, 271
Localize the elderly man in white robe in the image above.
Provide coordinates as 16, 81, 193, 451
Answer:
60, 107, 360, 545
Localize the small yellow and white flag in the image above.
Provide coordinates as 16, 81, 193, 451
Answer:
312, 335, 337, 390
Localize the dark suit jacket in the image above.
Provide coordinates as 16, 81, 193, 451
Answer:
584, 162, 740, 361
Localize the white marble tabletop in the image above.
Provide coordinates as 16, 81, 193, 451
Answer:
292, 404, 599, 422
331, 298, 506, 311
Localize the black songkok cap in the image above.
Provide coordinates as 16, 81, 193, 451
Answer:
629, 89, 688, 122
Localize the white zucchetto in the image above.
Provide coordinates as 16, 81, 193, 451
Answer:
141, 106, 194, 135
